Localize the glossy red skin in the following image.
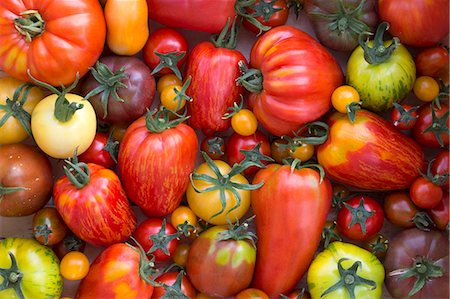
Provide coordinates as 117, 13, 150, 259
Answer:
251, 164, 332, 297
147, 0, 235, 33
428, 192, 449, 230
185, 42, 247, 133
384, 191, 418, 228
53, 163, 137, 247
317, 110, 425, 191
152, 272, 197, 298
0, 143, 53, 217
336, 195, 384, 242
0, 0, 105, 86
384, 228, 449, 299
389, 103, 418, 130
142, 27, 188, 76
410, 177, 443, 210
412, 102, 449, 148
415, 46, 449, 77
248, 26, 343, 136
118, 117, 198, 217
76, 243, 154, 299
431, 150, 449, 189
133, 218, 179, 262
243, 0, 289, 34
32, 207, 69, 246
378, 0, 449, 47
78, 132, 116, 169
81, 56, 156, 124
225, 130, 271, 175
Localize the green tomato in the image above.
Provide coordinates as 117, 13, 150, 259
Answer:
307, 241, 385, 299
0, 238, 63, 299
346, 22, 415, 112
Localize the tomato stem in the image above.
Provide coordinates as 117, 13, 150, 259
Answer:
236, 61, 263, 93
216, 216, 257, 248
0, 252, 25, 299
358, 22, 399, 65
63, 153, 91, 189
145, 106, 190, 133
211, 17, 239, 49
0, 84, 34, 137
151, 51, 186, 80
235, 0, 272, 33
343, 197, 374, 235
14, 10, 45, 42
147, 219, 180, 256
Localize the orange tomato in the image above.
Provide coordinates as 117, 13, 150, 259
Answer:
157, 74, 183, 93
60, 251, 90, 281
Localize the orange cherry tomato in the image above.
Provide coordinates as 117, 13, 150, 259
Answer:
289, 143, 315, 162
413, 76, 440, 102
60, 251, 90, 281
231, 109, 258, 136
171, 205, 198, 232
157, 74, 183, 94
331, 85, 360, 113
160, 84, 186, 111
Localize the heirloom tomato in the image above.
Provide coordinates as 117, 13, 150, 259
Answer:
0, 0, 105, 86
317, 110, 425, 191
389, 103, 419, 131
118, 108, 198, 217
152, 271, 197, 299
410, 177, 443, 210
0, 77, 44, 145
32, 207, 69, 246
186, 223, 256, 297
242, 0, 289, 34
78, 132, 118, 169
384, 191, 421, 229
105, 0, 148, 55
59, 251, 90, 281
76, 243, 156, 299
0, 238, 63, 299
304, 0, 378, 52
0, 143, 53, 217
431, 150, 449, 189
346, 22, 415, 112
378, 0, 449, 47
251, 163, 332, 296
412, 101, 449, 148
53, 159, 137, 247
81, 56, 156, 125
307, 241, 385, 299
415, 45, 449, 78
384, 229, 449, 299
238, 25, 343, 136
428, 192, 449, 231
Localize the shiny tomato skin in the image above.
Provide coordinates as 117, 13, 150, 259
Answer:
0, 0, 105, 86
251, 164, 332, 296
118, 115, 198, 217
415, 46, 449, 77
0, 143, 53, 217
76, 243, 154, 299
225, 130, 271, 176
431, 150, 449, 189
384, 191, 418, 228
410, 177, 443, 210
412, 102, 449, 148
60, 251, 90, 281
78, 132, 116, 169
32, 207, 69, 246
152, 272, 197, 298
378, 0, 449, 47
185, 42, 247, 133
248, 26, 343, 136
243, 0, 289, 34
428, 192, 449, 231
53, 163, 137, 247
389, 104, 418, 130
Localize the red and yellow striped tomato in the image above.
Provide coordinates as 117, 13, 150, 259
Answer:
317, 110, 425, 191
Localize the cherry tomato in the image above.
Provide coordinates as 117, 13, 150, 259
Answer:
157, 74, 182, 94
170, 205, 198, 236
410, 176, 443, 209
152, 271, 197, 299
243, 0, 289, 34
230, 108, 258, 136
172, 243, 190, 267
428, 192, 449, 230
288, 143, 314, 162
415, 45, 449, 78
431, 150, 449, 189
60, 251, 90, 281
78, 132, 118, 169
336, 195, 384, 241
200, 136, 226, 160
235, 288, 270, 299
160, 84, 186, 111
384, 191, 419, 228
270, 138, 290, 164
413, 76, 440, 102
52, 232, 86, 261
331, 85, 360, 113
32, 207, 69, 246
389, 103, 419, 130
412, 101, 449, 148
362, 233, 389, 260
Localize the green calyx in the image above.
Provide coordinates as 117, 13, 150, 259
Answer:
251, 0, 282, 22
412, 211, 435, 231
159, 271, 190, 299
63, 152, 90, 189
147, 219, 180, 257
420, 158, 449, 187
287, 159, 326, 183
216, 216, 257, 248
234, 0, 271, 33
358, 22, 399, 65
321, 221, 342, 248
0, 185, 28, 197
0, 252, 25, 299
14, 10, 45, 42
223, 95, 244, 119
392, 103, 419, 128
145, 106, 190, 133
190, 151, 264, 222
27, 70, 83, 122
346, 101, 362, 123
236, 60, 263, 93
127, 237, 159, 287
204, 136, 225, 157
389, 256, 444, 297
171, 76, 193, 112
422, 100, 450, 148
310, 0, 370, 35
240, 142, 274, 169
278, 121, 330, 153
33, 224, 52, 245
211, 17, 240, 49
103, 130, 119, 164
84, 61, 129, 119
367, 234, 388, 257
321, 258, 377, 299
343, 198, 374, 235
151, 51, 186, 80
0, 83, 34, 137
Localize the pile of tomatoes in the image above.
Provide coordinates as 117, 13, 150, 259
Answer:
0, 0, 449, 298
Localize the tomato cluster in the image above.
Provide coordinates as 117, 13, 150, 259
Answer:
0, 0, 449, 298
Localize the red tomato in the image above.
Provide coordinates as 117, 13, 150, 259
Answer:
225, 130, 272, 176
384, 191, 419, 228
243, 0, 289, 34
152, 272, 196, 299
389, 103, 419, 130
412, 101, 449, 148
118, 109, 198, 217
378, 0, 449, 47
0, 0, 105, 86
142, 27, 188, 79
428, 192, 449, 230
52, 232, 86, 261
78, 132, 118, 169
133, 218, 179, 262
415, 45, 449, 78
336, 195, 384, 242
251, 164, 332, 296
410, 177, 443, 210
32, 207, 69, 246
431, 150, 449, 189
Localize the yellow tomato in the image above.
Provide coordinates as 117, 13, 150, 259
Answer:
331, 85, 360, 113
231, 108, 258, 136
160, 84, 186, 111
0, 77, 44, 144
60, 251, 90, 281
31, 93, 96, 159
105, 0, 149, 55
157, 74, 183, 93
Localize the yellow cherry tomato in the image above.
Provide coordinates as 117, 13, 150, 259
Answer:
413, 76, 440, 102
331, 85, 360, 113
31, 93, 97, 159
289, 143, 315, 162
60, 251, 90, 281
171, 205, 198, 230
231, 108, 258, 136
157, 74, 183, 93
0, 77, 44, 144
160, 84, 186, 111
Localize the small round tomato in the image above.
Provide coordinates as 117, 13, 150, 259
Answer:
200, 136, 226, 160
32, 207, 69, 246
270, 138, 290, 164
431, 150, 449, 189
157, 74, 183, 94
384, 191, 419, 228
78, 132, 118, 169
412, 101, 449, 148
331, 85, 360, 113
59, 251, 90, 281
171, 205, 198, 236
289, 143, 314, 162
389, 103, 419, 130
410, 176, 443, 209
415, 45, 449, 78
172, 243, 190, 267
362, 233, 389, 260
160, 84, 186, 111
235, 288, 269, 299
230, 109, 258, 136
243, 0, 289, 34
133, 218, 179, 262
413, 76, 440, 102
428, 192, 449, 230
152, 271, 197, 299
52, 232, 86, 261
336, 195, 384, 241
